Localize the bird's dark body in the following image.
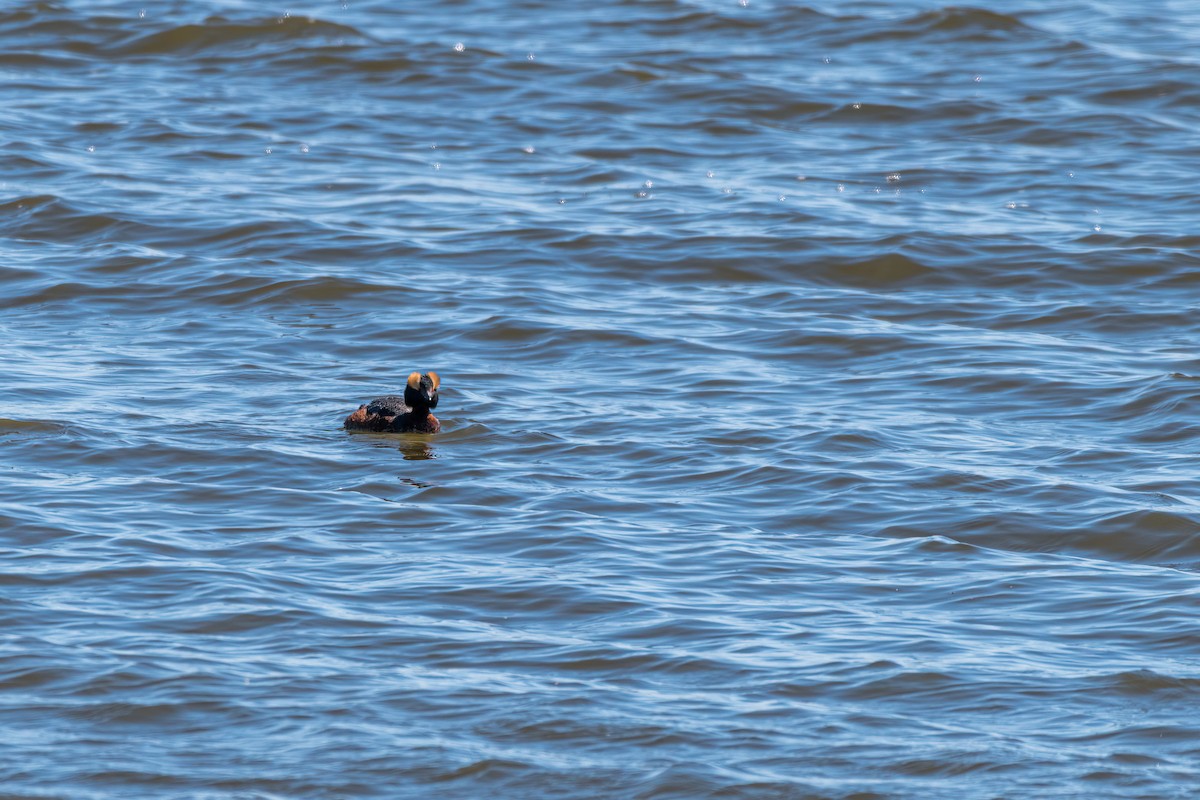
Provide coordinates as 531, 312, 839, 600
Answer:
366, 395, 409, 417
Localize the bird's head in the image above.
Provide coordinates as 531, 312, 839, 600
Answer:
404, 371, 440, 410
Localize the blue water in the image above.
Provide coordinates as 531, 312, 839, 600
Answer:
3, 1, 1200, 797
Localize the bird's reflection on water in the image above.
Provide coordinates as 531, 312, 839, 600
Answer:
355, 432, 437, 462
397, 438, 436, 462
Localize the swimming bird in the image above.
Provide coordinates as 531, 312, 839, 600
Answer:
344, 371, 441, 433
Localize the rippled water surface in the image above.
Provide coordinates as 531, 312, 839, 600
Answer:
4, 1, 1200, 797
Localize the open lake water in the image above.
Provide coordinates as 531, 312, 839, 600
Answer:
3, 0, 1200, 797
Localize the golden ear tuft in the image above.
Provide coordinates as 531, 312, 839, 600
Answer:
407, 371, 421, 389
427, 371, 440, 391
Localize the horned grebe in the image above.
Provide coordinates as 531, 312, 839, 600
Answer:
344, 371, 441, 433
